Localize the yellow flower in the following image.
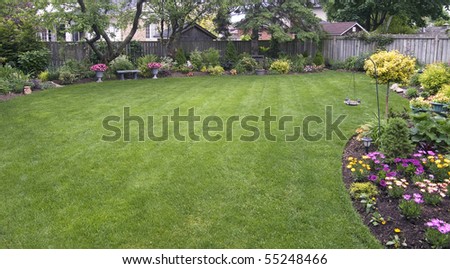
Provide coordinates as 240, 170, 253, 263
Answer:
358, 160, 363, 164
394, 228, 401, 233
430, 159, 435, 163
346, 165, 352, 169
362, 156, 369, 160
435, 160, 441, 164
437, 164, 443, 169
348, 157, 354, 161
381, 221, 387, 225
359, 169, 364, 173
351, 168, 356, 172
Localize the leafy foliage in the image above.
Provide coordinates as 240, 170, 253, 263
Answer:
364, 50, 416, 85
290, 54, 306, 73
235, 56, 258, 74
207, 65, 224, 76
188, 50, 204, 71
380, 118, 414, 159
325, 0, 450, 32
410, 112, 450, 151
202, 48, 221, 68
418, 63, 450, 95
175, 48, 187, 67
349, 182, 379, 199
0, 65, 29, 94
269, 59, 290, 74
313, 51, 324, 66
17, 49, 50, 77
222, 42, 239, 70
137, 54, 159, 78
109, 55, 135, 74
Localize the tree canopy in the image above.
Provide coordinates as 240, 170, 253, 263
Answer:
324, 0, 450, 32
236, 0, 322, 54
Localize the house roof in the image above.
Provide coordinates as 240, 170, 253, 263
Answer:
321, 22, 368, 36
154, 23, 217, 39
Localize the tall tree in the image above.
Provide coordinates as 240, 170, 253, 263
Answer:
37, 0, 147, 63
236, 0, 322, 55
324, 0, 450, 32
146, 0, 226, 56
0, 1, 45, 63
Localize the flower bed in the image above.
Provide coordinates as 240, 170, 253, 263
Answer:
342, 136, 450, 248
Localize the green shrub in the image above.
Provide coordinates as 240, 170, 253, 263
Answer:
0, 65, 29, 93
345, 54, 370, 71
202, 48, 220, 68
207, 65, 224, 76
59, 60, 92, 79
364, 50, 416, 85
175, 48, 187, 67
109, 55, 135, 74
188, 49, 203, 71
329, 60, 346, 70
235, 56, 257, 74
349, 182, 379, 199
423, 193, 442, 206
313, 51, 324, 66
38, 71, 49, 82
137, 54, 158, 78
59, 71, 77, 85
409, 72, 421, 86
0, 78, 10, 94
419, 63, 450, 95
290, 54, 306, 73
380, 118, 414, 159
223, 42, 239, 70
269, 59, 290, 74
406, 87, 418, 98
398, 200, 421, 219
17, 49, 50, 77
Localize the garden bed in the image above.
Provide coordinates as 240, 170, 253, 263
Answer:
342, 136, 450, 248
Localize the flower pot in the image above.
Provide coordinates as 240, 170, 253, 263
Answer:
151, 68, 159, 79
96, 71, 104, 82
431, 102, 445, 113
255, 69, 266, 75
410, 105, 427, 113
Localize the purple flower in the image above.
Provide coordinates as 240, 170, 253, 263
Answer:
427, 151, 436, 156
386, 171, 397, 177
368, 175, 378, 181
413, 153, 423, 158
429, 174, 435, 180
383, 167, 390, 172
394, 158, 402, 163
374, 160, 380, 164
403, 194, 411, 200
379, 180, 387, 187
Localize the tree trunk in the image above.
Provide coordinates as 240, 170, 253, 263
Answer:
251, 28, 259, 55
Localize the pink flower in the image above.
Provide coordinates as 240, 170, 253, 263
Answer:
90, 64, 108, 72
147, 62, 162, 69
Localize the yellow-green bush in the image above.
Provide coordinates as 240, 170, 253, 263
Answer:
419, 63, 450, 95
38, 70, 49, 82
349, 182, 379, 199
439, 84, 450, 98
269, 59, 290, 74
364, 50, 416, 84
207, 65, 224, 76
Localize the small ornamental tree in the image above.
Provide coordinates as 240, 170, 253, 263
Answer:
364, 50, 416, 118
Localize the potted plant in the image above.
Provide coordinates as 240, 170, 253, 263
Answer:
255, 62, 266, 75
147, 62, 162, 79
90, 64, 108, 82
409, 97, 431, 113
430, 93, 449, 113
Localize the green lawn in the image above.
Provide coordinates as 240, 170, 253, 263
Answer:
0, 71, 408, 248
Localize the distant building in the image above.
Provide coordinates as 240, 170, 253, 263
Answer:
153, 23, 217, 41
321, 22, 368, 36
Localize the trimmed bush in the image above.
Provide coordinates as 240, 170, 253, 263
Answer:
38, 71, 49, 82
419, 63, 450, 95
175, 48, 187, 67
223, 42, 239, 70
0, 65, 29, 93
270, 59, 290, 74
313, 51, 324, 66
406, 87, 418, 98
380, 118, 414, 159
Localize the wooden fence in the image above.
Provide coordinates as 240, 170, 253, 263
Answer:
47, 35, 450, 67
322, 35, 450, 65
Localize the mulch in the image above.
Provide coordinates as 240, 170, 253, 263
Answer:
342, 136, 450, 248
